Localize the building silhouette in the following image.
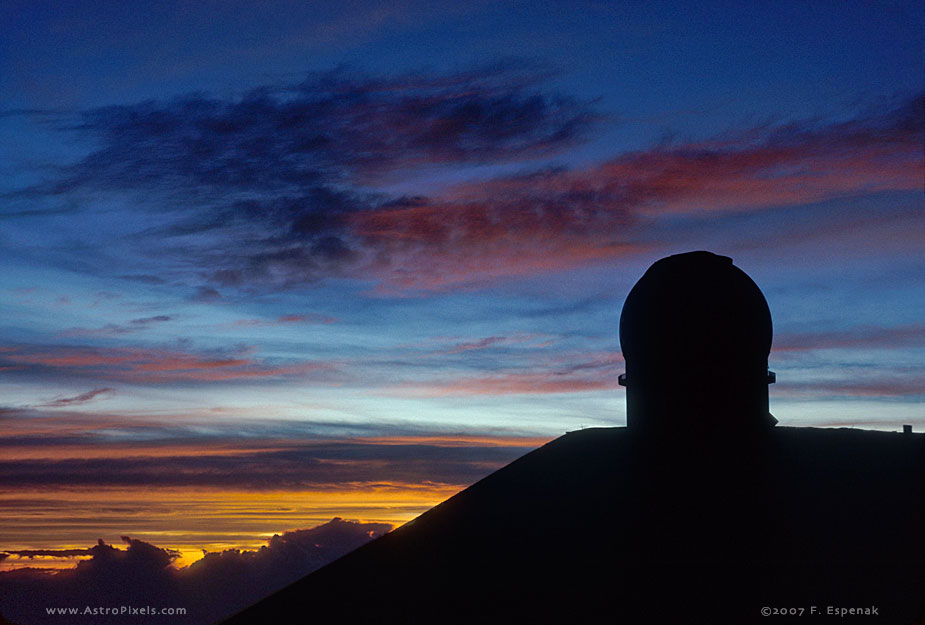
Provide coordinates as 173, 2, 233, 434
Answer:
222, 252, 924, 625
620, 251, 777, 434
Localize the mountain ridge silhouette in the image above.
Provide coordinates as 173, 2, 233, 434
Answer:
221, 425, 924, 624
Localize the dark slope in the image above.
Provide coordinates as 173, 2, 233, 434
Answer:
222, 427, 924, 625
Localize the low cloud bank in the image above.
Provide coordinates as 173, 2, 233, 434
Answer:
0, 517, 391, 624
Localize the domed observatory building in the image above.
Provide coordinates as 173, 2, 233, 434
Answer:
619, 251, 777, 439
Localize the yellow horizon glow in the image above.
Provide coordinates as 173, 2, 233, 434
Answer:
0, 483, 461, 572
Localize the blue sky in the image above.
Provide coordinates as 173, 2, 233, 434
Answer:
0, 0, 922, 575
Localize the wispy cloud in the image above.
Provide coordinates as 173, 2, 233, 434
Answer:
38, 387, 114, 408
0, 439, 531, 489
2, 547, 96, 559
13, 63, 921, 293
776, 376, 924, 399
0, 343, 332, 384
0, 407, 541, 489
45, 64, 591, 196
61, 315, 172, 337
410, 372, 621, 396
428, 333, 559, 356
773, 323, 925, 352
22, 65, 595, 293
230, 314, 337, 327
585, 96, 922, 215
350, 94, 922, 289
395, 351, 623, 396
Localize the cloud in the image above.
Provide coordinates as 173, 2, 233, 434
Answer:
0, 417, 536, 489
0, 405, 548, 455
231, 314, 337, 327
38, 387, 114, 408
773, 323, 925, 353
396, 352, 623, 396
443, 336, 508, 353
194, 286, 221, 301
16, 63, 921, 293
2, 548, 96, 559
0, 443, 528, 490
0, 518, 390, 624
11, 65, 589, 307
281, 313, 335, 324
117, 274, 166, 284
415, 372, 620, 396
179, 517, 392, 622
428, 333, 557, 356
583, 95, 922, 216
346, 188, 645, 291
0, 343, 332, 384
776, 379, 924, 399
132, 315, 172, 326
347, 94, 922, 290
0, 537, 181, 623
61, 315, 172, 337
48, 64, 590, 196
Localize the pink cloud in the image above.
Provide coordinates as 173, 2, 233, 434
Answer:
38, 388, 114, 408
231, 314, 337, 327
433, 333, 559, 355
352, 199, 645, 291
0, 344, 331, 384
347, 96, 921, 290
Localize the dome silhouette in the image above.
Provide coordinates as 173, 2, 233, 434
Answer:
619, 251, 776, 435
221, 249, 924, 625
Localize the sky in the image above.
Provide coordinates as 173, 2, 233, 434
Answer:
0, 0, 923, 612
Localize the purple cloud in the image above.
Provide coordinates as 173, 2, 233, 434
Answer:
2, 548, 96, 559
37, 387, 114, 408
13, 65, 921, 293
50, 65, 591, 196
0, 439, 527, 490
0, 518, 390, 624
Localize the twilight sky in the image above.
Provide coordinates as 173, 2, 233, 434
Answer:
1, 0, 923, 582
